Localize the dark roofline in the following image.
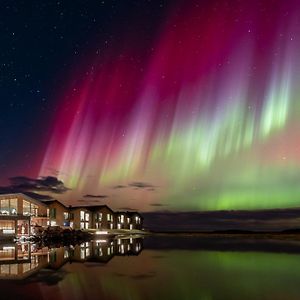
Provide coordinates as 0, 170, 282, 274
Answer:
69, 204, 114, 212
41, 199, 68, 208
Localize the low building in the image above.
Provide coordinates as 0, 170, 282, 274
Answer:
114, 211, 143, 230
0, 193, 48, 238
0, 193, 143, 238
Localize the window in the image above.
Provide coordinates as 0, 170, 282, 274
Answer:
0, 220, 15, 234
23, 201, 31, 216
31, 203, 38, 216
50, 208, 56, 218
98, 213, 102, 221
85, 213, 89, 222
107, 214, 110, 221
120, 215, 124, 223
0, 198, 18, 215
80, 211, 85, 221
10, 199, 17, 215
63, 212, 69, 220
80, 222, 85, 229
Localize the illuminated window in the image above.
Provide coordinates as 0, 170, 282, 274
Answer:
31, 203, 38, 216
63, 212, 69, 220
0, 198, 18, 215
50, 220, 56, 226
0, 221, 15, 234
23, 201, 31, 216
10, 199, 17, 215
85, 213, 89, 222
80, 211, 85, 221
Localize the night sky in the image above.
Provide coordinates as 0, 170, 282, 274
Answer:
1, 0, 300, 222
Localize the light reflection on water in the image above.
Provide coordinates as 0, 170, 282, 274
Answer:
0, 236, 300, 300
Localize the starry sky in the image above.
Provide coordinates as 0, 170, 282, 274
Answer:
1, 0, 300, 214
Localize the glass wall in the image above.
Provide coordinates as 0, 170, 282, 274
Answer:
23, 201, 38, 216
0, 220, 15, 234
0, 198, 18, 215
23, 201, 30, 216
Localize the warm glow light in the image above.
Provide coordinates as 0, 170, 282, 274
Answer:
95, 231, 108, 235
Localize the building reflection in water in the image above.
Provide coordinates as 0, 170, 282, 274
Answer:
0, 237, 143, 280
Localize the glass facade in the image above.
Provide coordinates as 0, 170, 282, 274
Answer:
0, 220, 15, 234
23, 201, 38, 216
0, 198, 18, 215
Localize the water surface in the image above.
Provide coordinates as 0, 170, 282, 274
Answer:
1, 236, 300, 300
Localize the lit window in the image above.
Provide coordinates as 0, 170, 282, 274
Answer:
1, 199, 9, 215
80, 211, 85, 221
63, 212, 69, 220
23, 201, 30, 216
10, 199, 17, 215
85, 213, 89, 222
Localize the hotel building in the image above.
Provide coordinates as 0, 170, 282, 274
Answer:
0, 193, 143, 239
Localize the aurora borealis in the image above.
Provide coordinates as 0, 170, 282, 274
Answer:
2, 0, 300, 212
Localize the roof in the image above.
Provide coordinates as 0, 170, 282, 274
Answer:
69, 204, 114, 212
41, 199, 68, 208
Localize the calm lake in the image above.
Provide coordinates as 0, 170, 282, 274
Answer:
1, 235, 300, 300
